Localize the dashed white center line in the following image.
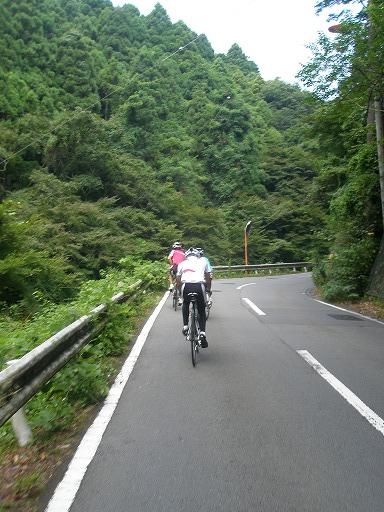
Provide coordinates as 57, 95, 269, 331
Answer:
242, 298, 266, 316
236, 283, 257, 290
298, 350, 384, 437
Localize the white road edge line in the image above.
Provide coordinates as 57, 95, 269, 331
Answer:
298, 350, 384, 437
242, 298, 266, 316
45, 291, 170, 512
236, 283, 257, 290
313, 299, 384, 326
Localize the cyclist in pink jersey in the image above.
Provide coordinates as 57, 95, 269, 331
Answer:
168, 242, 186, 292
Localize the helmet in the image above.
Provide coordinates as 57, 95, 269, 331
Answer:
195, 247, 204, 257
172, 241, 182, 249
185, 247, 199, 258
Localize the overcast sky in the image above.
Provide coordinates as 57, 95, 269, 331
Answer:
111, 0, 335, 84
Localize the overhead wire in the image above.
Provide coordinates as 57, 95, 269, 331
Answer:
0, 33, 202, 169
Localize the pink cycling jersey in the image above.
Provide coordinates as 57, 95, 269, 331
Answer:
169, 249, 186, 266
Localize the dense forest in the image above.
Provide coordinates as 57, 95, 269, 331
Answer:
0, 0, 383, 316
299, 0, 384, 300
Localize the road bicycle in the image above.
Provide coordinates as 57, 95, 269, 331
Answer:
172, 286, 179, 311
186, 292, 200, 367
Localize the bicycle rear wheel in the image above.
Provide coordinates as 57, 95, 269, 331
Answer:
189, 304, 198, 367
172, 290, 178, 311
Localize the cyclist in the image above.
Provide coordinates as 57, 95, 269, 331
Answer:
196, 247, 213, 307
168, 242, 185, 294
176, 247, 212, 348
196, 247, 212, 271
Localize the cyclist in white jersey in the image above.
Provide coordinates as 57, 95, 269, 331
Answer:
176, 247, 212, 347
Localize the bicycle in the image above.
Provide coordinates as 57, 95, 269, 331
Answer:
172, 286, 180, 311
186, 292, 200, 367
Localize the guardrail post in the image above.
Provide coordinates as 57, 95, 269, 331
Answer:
304, 266, 308, 272
293, 267, 296, 272
6, 360, 33, 447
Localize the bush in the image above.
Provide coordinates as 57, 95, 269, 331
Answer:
313, 238, 378, 301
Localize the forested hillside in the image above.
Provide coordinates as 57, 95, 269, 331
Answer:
299, 0, 384, 300
0, 0, 323, 313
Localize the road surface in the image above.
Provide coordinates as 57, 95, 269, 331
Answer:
47, 273, 384, 512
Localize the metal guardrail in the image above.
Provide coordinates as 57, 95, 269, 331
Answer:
0, 280, 143, 433
212, 262, 311, 272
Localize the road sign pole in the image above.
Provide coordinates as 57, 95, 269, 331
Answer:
244, 231, 248, 265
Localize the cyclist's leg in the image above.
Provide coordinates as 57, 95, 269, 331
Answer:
181, 283, 189, 333
168, 267, 174, 290
176, 272, 183, 305
207, 272, 213, 305
196, 284, 207, 332
196, 285, 208, 348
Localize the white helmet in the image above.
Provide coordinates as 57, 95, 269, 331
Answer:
185, 247, 199, 258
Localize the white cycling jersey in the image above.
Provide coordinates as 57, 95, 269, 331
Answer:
177, 256, 210, 283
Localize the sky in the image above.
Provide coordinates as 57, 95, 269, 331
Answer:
111, 0, 334, 84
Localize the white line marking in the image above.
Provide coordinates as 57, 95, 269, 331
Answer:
298, 350, 384, 437
236, 282, 257, 290
313, 299, 384, 326
45, 291, 169, 512
242, 298, 266, 316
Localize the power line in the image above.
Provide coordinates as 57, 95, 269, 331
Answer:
0, 34, 202, 169
161, 34, 201, 61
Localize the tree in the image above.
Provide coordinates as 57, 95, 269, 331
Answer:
298, 0, 384, 298
301, 0, 384, 225
226, 44, 259, 75
0, 0, 325, 312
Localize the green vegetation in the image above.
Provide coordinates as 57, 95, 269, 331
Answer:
0, 0, 321, 320
299, 0, 384, 300
0, 259, 165, 441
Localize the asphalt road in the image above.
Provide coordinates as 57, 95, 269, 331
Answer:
66, 273, 384, 512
